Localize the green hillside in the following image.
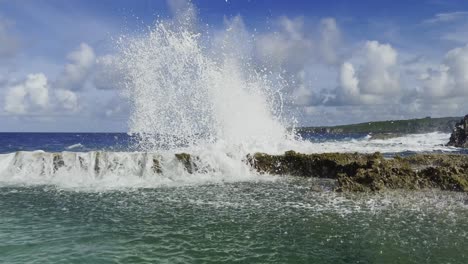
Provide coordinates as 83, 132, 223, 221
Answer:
298, 116, 462, 134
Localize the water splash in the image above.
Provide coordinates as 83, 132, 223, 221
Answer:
118, 17, 293, 154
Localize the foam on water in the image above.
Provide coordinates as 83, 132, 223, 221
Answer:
66, 143, 83, 150
0, 151, 278, 190
292, 132, 459, 154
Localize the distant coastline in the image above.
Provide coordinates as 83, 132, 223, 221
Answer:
297, 116, 461, 134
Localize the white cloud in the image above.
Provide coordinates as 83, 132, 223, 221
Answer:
359, 41, 399, 95
55, 89, 79, 112
335, 41, 400, 105
3, 72, 81, 115
255, 16, 313, 70
252, 16, 347, 109
4, 73, 49, 114
3, 44, 92, 115
55, 43, 95, 91
339, 62, 359, 101
420, 44, 468, 98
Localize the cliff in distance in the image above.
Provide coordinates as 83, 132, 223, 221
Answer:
297, 116, 461, 134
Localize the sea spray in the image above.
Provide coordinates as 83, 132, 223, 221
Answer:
118, 17, 293, 154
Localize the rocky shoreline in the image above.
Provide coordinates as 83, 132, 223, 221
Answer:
447, 115, 468, 148
247, 151, 468, 192
173, 151, 468, 193
47, 149, 468, 193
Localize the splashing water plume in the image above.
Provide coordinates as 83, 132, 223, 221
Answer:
119, 17, 293, 155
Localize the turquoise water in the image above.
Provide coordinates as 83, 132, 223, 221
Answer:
1, 178, 467, 264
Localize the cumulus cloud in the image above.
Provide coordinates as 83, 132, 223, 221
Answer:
335, 40, 400, 105
255, 16, 313, 71
339, 62, 359, 101
420, 44, 468, 98
55, 89, 79, 112
3, 44, 93, 115
4, 73, 49, 114
55, 43, 95, 91
3, 72, 81, 115
0, 16, 19, 58
254, 16, 339, 109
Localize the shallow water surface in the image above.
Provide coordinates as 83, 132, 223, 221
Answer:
1, 179, 467, 263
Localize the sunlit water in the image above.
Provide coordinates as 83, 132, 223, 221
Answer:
0, 132, 467, 263
1, 179, 467, 264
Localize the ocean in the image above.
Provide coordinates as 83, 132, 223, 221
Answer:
0, 132, 467, 263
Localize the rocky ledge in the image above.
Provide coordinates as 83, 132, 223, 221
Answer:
248, 151, 468, 192
172, 151, 468, 192
447, 115, 468, 148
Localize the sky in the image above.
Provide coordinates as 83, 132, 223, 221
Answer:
2, 0, 468, 132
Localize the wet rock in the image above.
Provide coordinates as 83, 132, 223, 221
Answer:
53, 153, 65, 173
152, 157, 162, 174
447, 115, 468, 148
249, 151, 468, 193
175, 153, 197, 173
94, 152, 101, 174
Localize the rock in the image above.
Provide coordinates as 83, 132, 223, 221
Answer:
152, 157, 162, 174
447, 115, 468, 148
248, 151, 468, 193
175, 153, 197, 173
53, 153, 65, 173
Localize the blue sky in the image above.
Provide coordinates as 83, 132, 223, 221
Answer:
2, 0, 468, 131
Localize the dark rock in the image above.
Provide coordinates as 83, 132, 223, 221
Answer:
175, 153, 197, 173
152, 157, 162, 174
248, 151, 468, 192
94, 152, 101, 174
447, 115, 468, 148
53, 153, 65, 173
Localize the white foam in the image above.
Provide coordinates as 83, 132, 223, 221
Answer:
288, 132, 458, 154
0, 150, 275, 190
66, 143, 83, 150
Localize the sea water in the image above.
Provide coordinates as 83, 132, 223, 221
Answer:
1, 133, 467, 263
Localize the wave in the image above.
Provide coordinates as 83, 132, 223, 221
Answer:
295, 132, 459, 154
0, 150, 271, 190
66, 143, 84, 150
